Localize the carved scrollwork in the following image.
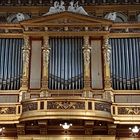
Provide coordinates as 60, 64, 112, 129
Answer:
42, 37, 50, 78
0, 107, 16, 114
103, 37, 111, 64
47, 101, 85, 110
95, 102, 111, 113
118, 107, 140, 115
22, 102, 37, 112
83, 36, 91, 80
22, 36, 30, 77
83, 36, 91, 65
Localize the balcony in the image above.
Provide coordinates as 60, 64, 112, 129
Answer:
20, 96, 113, 122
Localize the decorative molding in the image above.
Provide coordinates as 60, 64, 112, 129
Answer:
83, 36, 91, 90
103, 36, 112, 89
21, 36, 30, 90
22, 102, 37, 112
47, 101, 85, 110
0, 107, 16, 114
118, 107, 140, 115
95, 102, 111, 113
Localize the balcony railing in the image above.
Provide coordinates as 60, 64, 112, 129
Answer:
20, 97, 113, 122
0, 103, 21, 123
112, 103, 140, 124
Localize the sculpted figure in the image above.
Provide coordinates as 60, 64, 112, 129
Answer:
68, 1, 88, 15
43, 0, 65, 15
105, 12, 117, 21
59, 0, 65, 12
68, 1, 75, 12
16, 13, 25, 22
43, 1, 59, 15
74, 1, 88, 15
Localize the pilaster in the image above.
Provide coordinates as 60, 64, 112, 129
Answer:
103, 36, 112, 90
83, 36, 91, 90
21, 36, 30, 90
41, 36, 50, 90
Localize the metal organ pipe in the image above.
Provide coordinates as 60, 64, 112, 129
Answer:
110, 38, 140, 90
0, 38, 23, 90
48, 37, 84, 90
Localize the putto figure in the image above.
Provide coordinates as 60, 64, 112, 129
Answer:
16, 13, 25, 22
43, 0, 88, 16
68, 1, 88, 15
43, 0, 65, 15
104, 12, 117, 21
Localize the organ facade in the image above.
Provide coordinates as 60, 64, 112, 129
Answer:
0, 0, 140, 139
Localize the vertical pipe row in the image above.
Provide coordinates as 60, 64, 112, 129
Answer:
48, 37, 83, 90
110, 38, 140, 90
0, 38, 23, 90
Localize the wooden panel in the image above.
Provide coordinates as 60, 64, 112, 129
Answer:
115, 94, 140, 103
91, 40, 103, 89
0, 95, 18, 103
30, 40, 42, 89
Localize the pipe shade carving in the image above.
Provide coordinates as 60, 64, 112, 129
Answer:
0, 38, 23, 90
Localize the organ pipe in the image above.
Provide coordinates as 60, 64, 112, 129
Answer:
0, 38, 23, 90
48, 37, 84, 90
110, 38, 140, 90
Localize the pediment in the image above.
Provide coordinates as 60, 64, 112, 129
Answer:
21, 11, 113, 27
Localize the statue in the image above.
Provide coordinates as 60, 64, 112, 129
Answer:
68, 1, 75, 12
59, 0, 65, 12
105, 12, 117, 21
43, 0, 65, 15
68, 1, 88, 15
74, 1, 88, 15
16, 13, 25, 22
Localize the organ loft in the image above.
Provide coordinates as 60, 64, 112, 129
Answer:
0, 0, 140, 140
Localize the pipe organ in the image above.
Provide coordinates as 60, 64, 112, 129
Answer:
0, 1, 139, 139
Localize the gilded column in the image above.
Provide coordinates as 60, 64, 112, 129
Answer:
21, 36, 30, 90
41, 36, 50, 90
83, 36, 91, 90
103, 36, 112, 90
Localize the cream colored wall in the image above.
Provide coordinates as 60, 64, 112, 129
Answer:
18, 135, 115, 140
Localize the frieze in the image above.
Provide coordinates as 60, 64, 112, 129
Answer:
22, 102, 37, 112
0, 107, 16, 114
0, 0, 138, 6
28, 27, 44, 32
118, 107, 140, 115
95, 102, 111, 113
47, 101, 85, 110
0, 29, 23, 33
